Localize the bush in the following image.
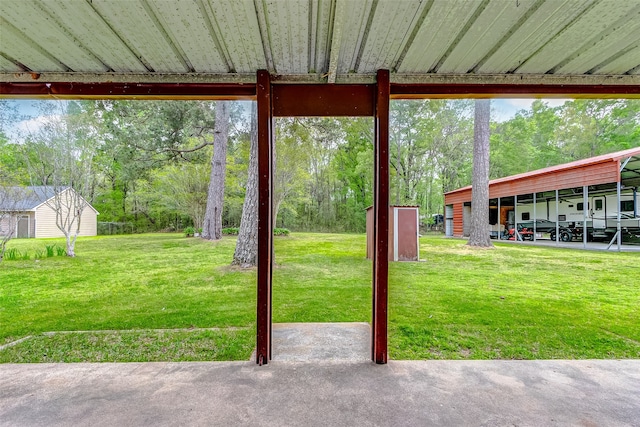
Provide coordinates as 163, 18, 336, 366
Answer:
273, 228, 290, 236
46, 245, 56, 257
221, 227, 289, 236
183, 226, 196, 237
56, 246, 66, 256
5, 248, 20, 261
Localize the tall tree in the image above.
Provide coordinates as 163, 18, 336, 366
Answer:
467, 99, 493, 248
390, 101, 434, 205
430, 100, 474, 217
232, 104, 259, 267
202, 101, 230, 240
272, 118, 314, 227
150, 163, 209, 231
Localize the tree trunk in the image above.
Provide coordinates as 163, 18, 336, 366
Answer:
232, 104, 259, 267
202, 101, 230, 240
63, 230, 78, 257
467, 99, 494, 248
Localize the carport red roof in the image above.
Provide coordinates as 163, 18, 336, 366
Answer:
445, 146, 640, 203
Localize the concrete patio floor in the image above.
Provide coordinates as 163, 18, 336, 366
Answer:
1, 359, 639, 426
2, 324, 639, 426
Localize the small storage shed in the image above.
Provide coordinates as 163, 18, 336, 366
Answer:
366, 206, 419, 261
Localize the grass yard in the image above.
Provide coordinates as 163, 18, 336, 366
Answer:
0, 232, 638, 362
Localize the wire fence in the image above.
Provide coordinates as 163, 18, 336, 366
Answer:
97, 222, 138, 235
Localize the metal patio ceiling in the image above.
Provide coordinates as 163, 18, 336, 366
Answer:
1, 0, 640, 86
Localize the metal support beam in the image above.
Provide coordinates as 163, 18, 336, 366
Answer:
372, 69, 390, 364
606, 231, 620, 250
620, 157, 631, 172
497, 197, 501, 240
514, 195, 519, 241
556, 190, 560, 246
326, 0, 345, 84
272, 84, 374, 117
617, 181, 622, 252
583, 186, 588, 249
533, 193, 537, 242
0, 81, 256, 99
256, 70, 273, 365
3, 71, 640, 88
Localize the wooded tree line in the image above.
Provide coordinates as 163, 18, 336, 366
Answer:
1, 98, 639, 237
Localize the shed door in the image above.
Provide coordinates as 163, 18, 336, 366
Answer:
394, 208, 418, 261
17, 216, 29, 238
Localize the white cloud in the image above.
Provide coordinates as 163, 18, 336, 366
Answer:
10, 115, 62, 140
504, 99, 537, 109
504, 98, 570, 110
492, 98, 571, 122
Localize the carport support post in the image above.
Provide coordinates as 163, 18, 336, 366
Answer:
256, 70, 273, 365
617, 181, 622, 251
497, 197, 501, 238
555, 190, 559, 247
583, 186, 588, 249
533, 193, 537, 242
372, 69, 390, 364
514, 195, 518, 241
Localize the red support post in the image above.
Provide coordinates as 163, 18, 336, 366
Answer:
372, 69, 390, 364
256, 70, 273, 365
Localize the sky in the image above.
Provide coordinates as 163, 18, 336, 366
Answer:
2, 98, 570, 140
492, 98, 569, 122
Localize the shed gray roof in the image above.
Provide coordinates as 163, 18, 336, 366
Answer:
0, 186, 68, 211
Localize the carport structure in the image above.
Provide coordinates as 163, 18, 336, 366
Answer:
444, 147, 640, 251
1, 0, 639, 364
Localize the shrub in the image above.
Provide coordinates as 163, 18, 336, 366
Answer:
5, 248, 20, 261
34, 249, 45, 259
56, 246, 66, 256
222, 227, 239, 235
221, 227, 288, 236
46, 245, 56, 257
184, 226, 196, 237
273, 228, 290, 236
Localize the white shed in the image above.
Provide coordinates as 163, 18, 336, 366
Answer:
0, 186, 98, 238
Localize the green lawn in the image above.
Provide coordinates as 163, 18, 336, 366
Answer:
0, 233, 638, 362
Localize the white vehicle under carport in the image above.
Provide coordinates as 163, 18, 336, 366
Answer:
518, 214, 640, 243
588, 213, 640, 242
547, 213, 640, 243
